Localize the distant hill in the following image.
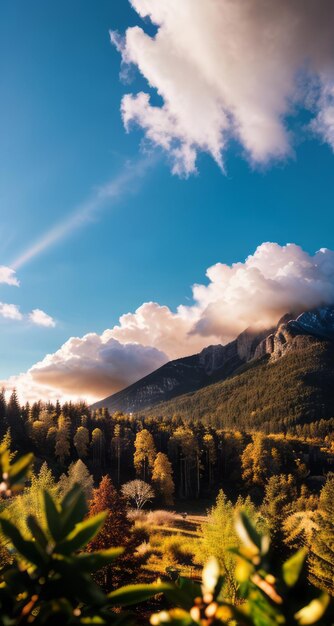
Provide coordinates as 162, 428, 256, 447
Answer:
92, 306, 334, 428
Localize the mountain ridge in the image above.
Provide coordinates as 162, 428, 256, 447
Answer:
91, 305, 334, 415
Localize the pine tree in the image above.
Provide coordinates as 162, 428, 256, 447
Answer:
59, 460, 94, 501
309, 475, 334, 594
152, 452, 174, 505
262, 474, 297, 549
8, 462, 57, 536
0, 388, 7, 438
133, 429, 156, 481
200, 490, 239, 602
6, 389, 25, 449
87, 476, 138, 590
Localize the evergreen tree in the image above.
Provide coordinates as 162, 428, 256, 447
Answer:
152, 452, 175, 505
262, 474, 297, 548
8, 462, 57, 536
309, 475, 334, 595
59, 460, 94, 501
199, 490, 239, 602
87, 475, 138, 590
6, 389, 25, 449
0, 388, 7, 438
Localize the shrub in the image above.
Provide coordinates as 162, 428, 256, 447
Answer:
146, 510, 176, 526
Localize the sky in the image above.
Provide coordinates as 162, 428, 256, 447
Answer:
1, 0, 334, 403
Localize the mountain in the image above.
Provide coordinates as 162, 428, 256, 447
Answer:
91, 324, 273, 413
92, 305, 334, 421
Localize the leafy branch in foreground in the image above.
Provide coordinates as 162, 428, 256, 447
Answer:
0, 446, 171, 625
0, 445, 332, 625
150, 512, 333, 626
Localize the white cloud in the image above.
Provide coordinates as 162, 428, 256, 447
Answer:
3, 242, 334, 404
0, 266, 19, 286
112, 0, 334, 175
4, 336, 167, 404
0, 264, 55, 327
0, 302, 22, 321
29, 309, 56, 328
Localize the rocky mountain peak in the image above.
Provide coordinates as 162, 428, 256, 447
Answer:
92, 304, 334, 413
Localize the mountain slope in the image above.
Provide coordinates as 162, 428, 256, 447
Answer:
92, 306, 334, 422
144, 338, 334, 430
91, 325, 272, 412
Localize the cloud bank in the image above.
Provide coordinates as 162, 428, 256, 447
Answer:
4, 242, 334, 403
111, 0, 334, 175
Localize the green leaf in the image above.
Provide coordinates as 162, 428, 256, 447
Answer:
56, 512, 107, 555
0, 443, 11, 475
294, 593, 330, 625
177, 576, 202, 603
236, 512, 262, 552
74, 547, 124, 572
8, 453, 33, 487
26, 515, 48, 550
108, 582, 174, 606
44, 490, 62, 541
164, 583, 198, 611
282, 548, 307, 587
60, 484, 88, 537
150, 608, 196, 626
0, 518, 46, 566
50, 558, 107, 606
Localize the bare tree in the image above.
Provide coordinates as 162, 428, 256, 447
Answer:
121, 479, 154, 509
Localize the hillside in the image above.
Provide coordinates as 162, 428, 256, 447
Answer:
91, 325, 273, 412
144, 338, 334, 431
92, 306, 334, 429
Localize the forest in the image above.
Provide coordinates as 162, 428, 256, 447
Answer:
143, 342, 334, 433
0, 389, 333, 624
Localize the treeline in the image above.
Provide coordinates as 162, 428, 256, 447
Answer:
0, 389, 332, 504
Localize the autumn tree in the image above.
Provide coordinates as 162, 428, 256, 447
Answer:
168, 427, 199, 498
203, 433, 217, 486
111, 424, 126, 485
74, 425, 89, 458
91, 428, 106, 469
87, 475, 138, 589
133, 429, 156, 481
241, 433, 288, 490
122, 479, 154, 509
55, 414, 71, 465
152, 452, 175, 505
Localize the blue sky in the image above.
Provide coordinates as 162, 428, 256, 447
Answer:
1, 0, 334, 401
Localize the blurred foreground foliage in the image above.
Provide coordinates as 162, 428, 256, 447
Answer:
0, 444, 332, 626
